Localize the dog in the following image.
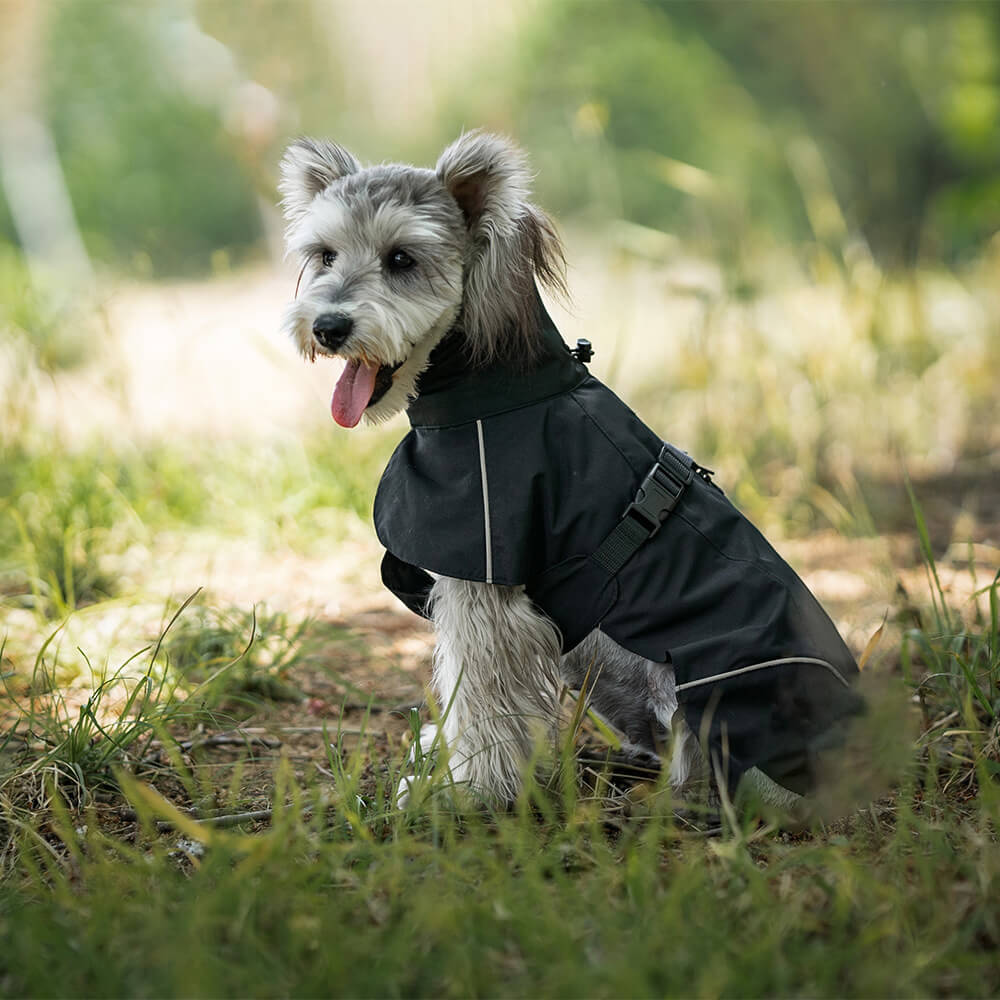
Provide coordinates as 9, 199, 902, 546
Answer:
279, 131, 863, 811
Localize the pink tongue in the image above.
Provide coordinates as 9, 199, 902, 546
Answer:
331, 358, 380, 428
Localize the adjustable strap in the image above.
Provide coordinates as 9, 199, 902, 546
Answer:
592, 443, 695, 575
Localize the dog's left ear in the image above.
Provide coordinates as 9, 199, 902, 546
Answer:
279, 137, 361, 223
436, 131, 565, 362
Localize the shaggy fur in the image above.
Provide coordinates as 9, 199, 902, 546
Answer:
279, 131, 762, 806
424, 578, 563, 802
280, 132, 566, 425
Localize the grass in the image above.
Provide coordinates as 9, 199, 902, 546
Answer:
1, 447, 147, 617
0, 593, 220, 814
0, 244, 92, 375
0, 433, 396, 621
617, 265, 1000, 538
160, 600, 313, 705
0, 512, 997, 997
3, 788, 997, 997
1, 241, 998, 995
902, 483, 1000, 795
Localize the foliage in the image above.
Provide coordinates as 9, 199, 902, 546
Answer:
161, 601, 309, 704
0, 611, 998, 997
447, 0, 1000, 268
0, 245, 92, 373
18, 1, 262, 277
667, 0, 1000, 265
0, 597, 195, 812
4, 0, 996, 279
194, 0, 350, 141
903, 484, 1000, 780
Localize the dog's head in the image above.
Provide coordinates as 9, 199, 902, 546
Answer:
279, 131, 565, 426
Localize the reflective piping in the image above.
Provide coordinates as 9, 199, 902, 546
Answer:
476, 419, 493, 584
675, 656, 850, 693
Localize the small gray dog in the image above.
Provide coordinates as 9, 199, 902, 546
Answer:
279, 132, 862, 810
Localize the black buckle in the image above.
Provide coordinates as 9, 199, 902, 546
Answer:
623, 447, 693, 536
590, 443, 696, 576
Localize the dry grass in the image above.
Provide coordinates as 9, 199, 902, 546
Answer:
2, 245, 999, 996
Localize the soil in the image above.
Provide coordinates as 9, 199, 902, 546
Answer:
8, 267, 998, 833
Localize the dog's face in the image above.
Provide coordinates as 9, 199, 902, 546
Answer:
279, 132, 565, 426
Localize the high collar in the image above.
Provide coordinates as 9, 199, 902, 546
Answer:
405, 299, 589, 428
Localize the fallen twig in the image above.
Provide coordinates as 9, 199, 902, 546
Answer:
116, 805, 285, 832
179, 733, 282, 752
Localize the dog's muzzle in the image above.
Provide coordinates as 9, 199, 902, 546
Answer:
313, 312, 353, 352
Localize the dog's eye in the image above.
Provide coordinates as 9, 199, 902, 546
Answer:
320, 250, 337, 268
386, 248, 415, 272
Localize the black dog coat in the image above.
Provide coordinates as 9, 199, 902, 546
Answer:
375, 307, 862, 795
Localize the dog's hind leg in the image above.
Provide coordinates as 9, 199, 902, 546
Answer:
561, 630, 705, 789
418, 576, 563, 804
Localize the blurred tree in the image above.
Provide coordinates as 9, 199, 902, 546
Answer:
435, 2, 784, 282
663, 0, 1000, 265
449, 0, 1000, 268
32, 1, 264, 277
195, 0, 345, 143
447, 0, 809, 286
0, 0, 93, 298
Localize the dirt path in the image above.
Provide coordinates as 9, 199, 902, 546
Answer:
18, 267, 999, 685
6, 266, 998, 832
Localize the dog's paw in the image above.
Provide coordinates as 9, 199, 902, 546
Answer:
395, 723, 445, 809
416, 722, 444, 756
395, 773, 417, 809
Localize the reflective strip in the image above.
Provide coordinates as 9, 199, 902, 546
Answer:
476, 419, 493, 584
675, 656, 850, 693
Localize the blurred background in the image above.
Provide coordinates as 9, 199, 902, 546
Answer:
1, 0, 998, 678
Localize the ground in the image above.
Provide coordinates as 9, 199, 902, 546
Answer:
2, 261, 998, 998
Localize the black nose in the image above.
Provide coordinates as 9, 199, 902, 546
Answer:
312, 312, 353, 351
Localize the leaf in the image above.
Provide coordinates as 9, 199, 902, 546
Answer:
858, 612, 887, 670
585, 708, 623, 750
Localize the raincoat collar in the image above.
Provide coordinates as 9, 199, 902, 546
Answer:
405, 300, 588, 429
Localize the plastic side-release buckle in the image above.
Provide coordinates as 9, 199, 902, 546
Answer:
624, 444, 694, 537
591, 444, 695, 576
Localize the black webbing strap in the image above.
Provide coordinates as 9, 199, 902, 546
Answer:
591, 443, 694, 576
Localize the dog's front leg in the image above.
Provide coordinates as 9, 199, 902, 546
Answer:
416, 576, 562, 805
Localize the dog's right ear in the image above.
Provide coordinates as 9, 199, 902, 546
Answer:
279, 138, 361, 222
436, 131, 566, 363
